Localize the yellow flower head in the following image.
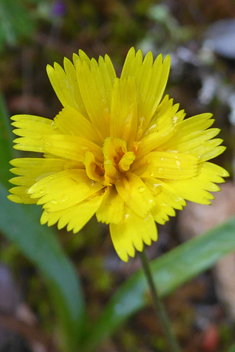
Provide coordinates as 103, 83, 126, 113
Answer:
8, 48, 229, 261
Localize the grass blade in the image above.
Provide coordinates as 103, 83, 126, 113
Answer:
0, 184, 86, 352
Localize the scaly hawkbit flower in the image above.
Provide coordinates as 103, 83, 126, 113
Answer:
8, 48, 229, 262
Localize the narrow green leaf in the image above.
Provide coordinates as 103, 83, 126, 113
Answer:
84, 216, 235, 351
0, 184, 86, 352
0, 90, 15, 187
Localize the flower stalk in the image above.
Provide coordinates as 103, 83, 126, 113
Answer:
139, 248, 181, 352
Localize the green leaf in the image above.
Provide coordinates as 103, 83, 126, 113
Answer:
0, 0, 35, 49
0, 89, 15, 187
84, 216, 235, 351
0, 184, 86, 352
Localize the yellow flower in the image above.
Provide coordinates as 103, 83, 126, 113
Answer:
8, 48, 229, 262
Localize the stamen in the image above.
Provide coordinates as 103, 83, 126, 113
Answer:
84, 137, 137, 185
83, 151, 104, 182
104, 159, 118, 179
118, 151, 136, 172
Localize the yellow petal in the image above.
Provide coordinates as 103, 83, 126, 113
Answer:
144, 178, 162, 197
147, 95, 185, 130
9, 157, 77, 177
170, 180, 213, 204
121, 48, 171, 136
201, 162, 230, 182
171, 129, 221, 153
115, 173, 156, 217
76, 55, 116, 140
160, 113, 215, 151
110, 77, 138, 148
175, 108, 186, 124
73, 49, 91, 67
159, 111, 225, 160
121, 47, 143, 79
28, 169, 104, 211
198, 142, 226, 161
43, 135, 103, 162
41, 193, 103, 233
11, 114, 59, 135
168, 161, 229, 204
151, 181, 186, 224
54, 107, 100, 145
12, 115, 60, 153
46, 59, 88, 117
8, 186, 37, 204
110, 206, 157, 262
178, 113, 214, 133
9, 158, 79, 204
138, 96, 180, 156
133, 151, 199, 179
96, 186, 124, 224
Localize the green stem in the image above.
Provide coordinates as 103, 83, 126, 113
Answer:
139, 248, 181, 352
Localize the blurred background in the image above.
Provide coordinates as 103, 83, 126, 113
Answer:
0, 0, 235, 351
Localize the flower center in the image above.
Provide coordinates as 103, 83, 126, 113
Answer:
83, 137, 136, 186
